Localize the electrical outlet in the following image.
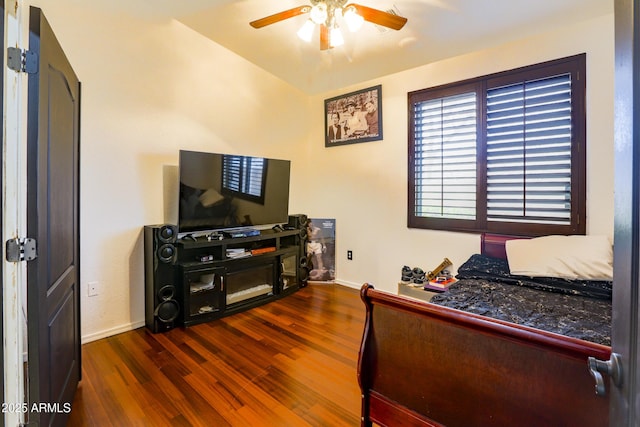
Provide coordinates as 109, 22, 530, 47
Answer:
88, 281, 99, 297
347, 250, 353, 260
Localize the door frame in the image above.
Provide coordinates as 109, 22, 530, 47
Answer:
612, 0, 640, 425
3, 0, 28, 426
0, 0, 4, 425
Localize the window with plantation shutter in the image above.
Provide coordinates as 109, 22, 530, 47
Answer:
408, 54, 586, 236
222, 155, 267, 204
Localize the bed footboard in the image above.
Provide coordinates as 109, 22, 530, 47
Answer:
357, 284, 610, 427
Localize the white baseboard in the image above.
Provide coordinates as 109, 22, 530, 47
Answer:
333, 279, 362, 290
81, 320, 145, 344
307, 279, 361, 290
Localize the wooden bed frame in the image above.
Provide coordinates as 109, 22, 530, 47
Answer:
357, 234, 611, 426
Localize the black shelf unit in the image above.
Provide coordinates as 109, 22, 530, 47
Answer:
162, 228, 304, 328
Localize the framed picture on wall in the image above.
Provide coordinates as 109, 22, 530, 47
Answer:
324, 85, 382, 147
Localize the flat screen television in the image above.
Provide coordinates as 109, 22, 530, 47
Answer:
178, 150, 291, 234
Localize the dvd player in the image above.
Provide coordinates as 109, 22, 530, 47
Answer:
223, 229, 261, 238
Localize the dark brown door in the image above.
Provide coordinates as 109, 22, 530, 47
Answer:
26, 6, 81, 427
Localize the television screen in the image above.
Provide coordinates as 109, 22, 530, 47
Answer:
178, 150, 290, 234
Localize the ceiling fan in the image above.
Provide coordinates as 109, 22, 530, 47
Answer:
249, 0, 408, 50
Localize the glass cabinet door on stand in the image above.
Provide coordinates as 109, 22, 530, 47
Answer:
182, 266, 225, 325
280, 252, 299, 293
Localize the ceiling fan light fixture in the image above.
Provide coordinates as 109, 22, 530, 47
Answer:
329, 26, 344, 47
310, 3, 328, 24
343, 7, 364, 32
249, 1, 407, 51
297, 19, 315, 42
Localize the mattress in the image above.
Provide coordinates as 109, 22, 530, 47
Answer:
429, 254, 612, 346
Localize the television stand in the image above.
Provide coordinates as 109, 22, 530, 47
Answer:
144, 225, 307, 331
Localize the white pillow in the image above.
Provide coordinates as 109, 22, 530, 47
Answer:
505, 235, 613, 281
198, 188, 224, 207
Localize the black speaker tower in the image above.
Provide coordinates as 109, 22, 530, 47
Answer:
288, 214, 311, 287
144, 225, 181, 333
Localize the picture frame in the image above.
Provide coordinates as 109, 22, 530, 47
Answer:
306, 218, 336, 283
324, 84, 382, 147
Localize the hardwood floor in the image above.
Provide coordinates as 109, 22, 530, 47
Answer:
67, 283, 365, 426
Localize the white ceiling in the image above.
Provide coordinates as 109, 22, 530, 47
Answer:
113, 0, 613, 94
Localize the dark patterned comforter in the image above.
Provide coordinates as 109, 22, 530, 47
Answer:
429, 254, 612, 346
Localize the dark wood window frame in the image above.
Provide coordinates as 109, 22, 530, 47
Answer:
408, 54, 586, 236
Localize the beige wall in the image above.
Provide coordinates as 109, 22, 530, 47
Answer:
34, 0, 311, 341
303, 13, 615, 294
31, 2, 614, 341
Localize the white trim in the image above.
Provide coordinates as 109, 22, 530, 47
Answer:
3, 1, 27, 426
333, 279, 361, 290
81, 320, 145, 344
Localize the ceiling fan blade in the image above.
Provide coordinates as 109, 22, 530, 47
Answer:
345, 3, 407, 30
250, 5, 311, 28
320, 24, 330, 50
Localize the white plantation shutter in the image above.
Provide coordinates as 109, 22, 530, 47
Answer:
413, 92, 477, 220
486, 74, 572, 225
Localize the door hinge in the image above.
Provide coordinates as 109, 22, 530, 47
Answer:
5, 238, 38, 262
7, 47, 38, 74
